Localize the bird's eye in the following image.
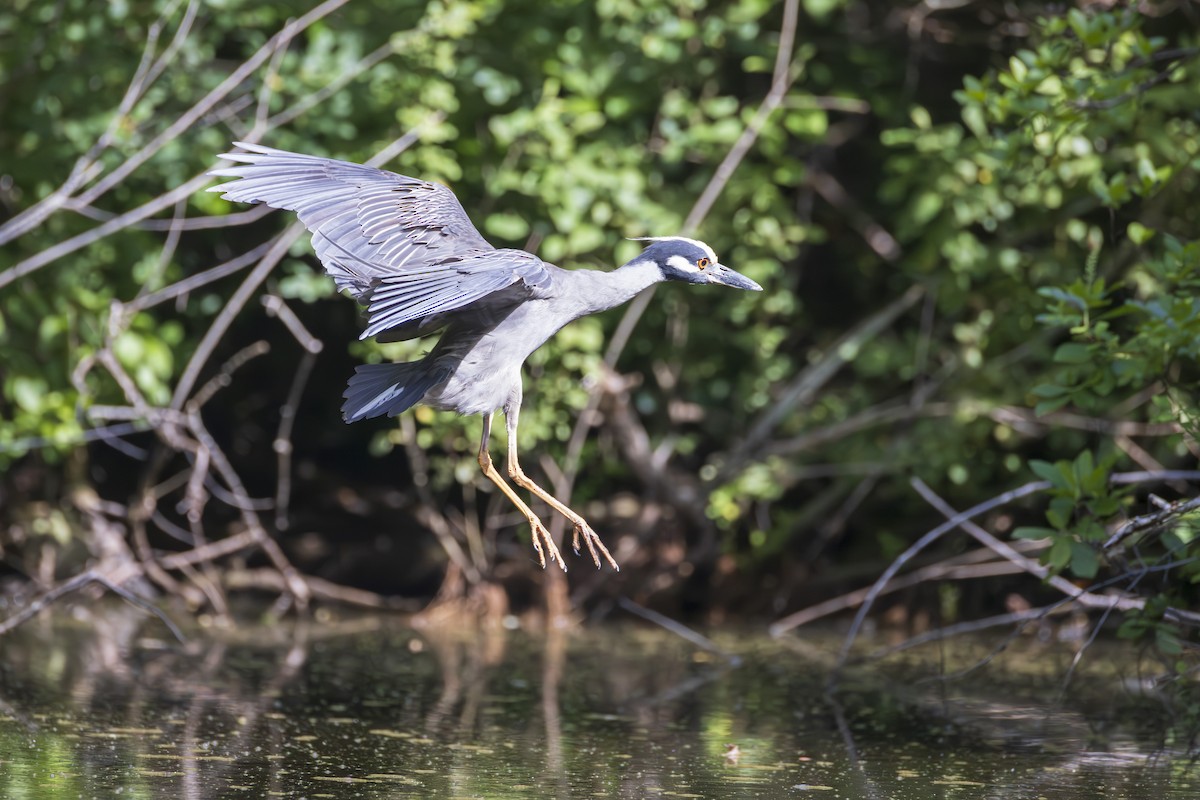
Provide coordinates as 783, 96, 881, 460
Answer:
697, 258, 710, 269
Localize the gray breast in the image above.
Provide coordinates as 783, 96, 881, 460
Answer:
421, 297, 577, 416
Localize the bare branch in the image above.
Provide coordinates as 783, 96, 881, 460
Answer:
1104, 494, 1200, 550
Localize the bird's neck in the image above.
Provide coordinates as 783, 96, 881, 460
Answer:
571, 258, 663, 314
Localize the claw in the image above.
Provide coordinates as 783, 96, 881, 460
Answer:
530, 516, 566, 572
570, 521, 619, 571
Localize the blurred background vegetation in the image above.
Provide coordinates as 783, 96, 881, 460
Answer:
2, 0, 1199, 655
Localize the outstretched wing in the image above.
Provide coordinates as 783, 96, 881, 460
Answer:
208, 144, 552, 336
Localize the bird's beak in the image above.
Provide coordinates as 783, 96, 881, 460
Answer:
706, 263, 762, 292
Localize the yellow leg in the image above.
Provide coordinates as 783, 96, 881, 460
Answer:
478, 413, 565, 572
505, 408, 620, 571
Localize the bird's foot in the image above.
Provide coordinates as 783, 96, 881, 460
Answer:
571, 521, 620, 572
529, 516, 567, 572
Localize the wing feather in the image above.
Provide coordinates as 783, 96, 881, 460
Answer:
359, 250, 541, 339
209, 142, 555, 339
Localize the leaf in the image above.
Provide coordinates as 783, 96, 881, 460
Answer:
1156, 626, 1183, 656
1037, 286, 1088, 311
10, 376, 48, 414
1012, 526, 1056, 541
1047, 536, 1072, 570
1035, 396, 1072, 416
1053, 343, 1093, 364
1045, 501, 1072, 531
1071, 450, 1094, 495
1029, 459, 1066, 488
1069, 541, 1099, 579
1031, 383, 1069, 398
1116, 618, 1147, 640
1127, 221, 1155, 244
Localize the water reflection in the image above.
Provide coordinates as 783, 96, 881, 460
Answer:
0, 603, 1197, 798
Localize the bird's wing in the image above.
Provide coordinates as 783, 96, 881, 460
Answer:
208, 143, 550, 309
361, 249, 549, 340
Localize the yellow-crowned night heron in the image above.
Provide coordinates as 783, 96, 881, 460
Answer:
210, 143, 761, 572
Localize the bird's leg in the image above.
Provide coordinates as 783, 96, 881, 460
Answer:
504, 405, 620, 571
477, 413, 565, 572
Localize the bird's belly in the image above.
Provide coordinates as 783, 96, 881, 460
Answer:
423, 353, 521, 417
420, 300, 569, 417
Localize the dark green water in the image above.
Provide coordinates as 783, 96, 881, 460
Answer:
0, 603, 1196, 798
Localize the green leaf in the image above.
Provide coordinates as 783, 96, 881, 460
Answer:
1029, 459, 1065, 487
1045, 502, 1071, 530
1053, 343, 1093, 364
1035, 396, 1072, 416
1012, 526, 1056, 541
1156, 625, 1183, 656
1031, 383, 1068, 398
1127, 221, 1155, 244
1116, 617, 1147, 640
1069, 541, 1099, 579
1047, 536, 1072, 570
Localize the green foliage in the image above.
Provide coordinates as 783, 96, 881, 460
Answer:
1117, 594, 1185, 657
944, 9, 1200, 654
1013, 450, 1122, 579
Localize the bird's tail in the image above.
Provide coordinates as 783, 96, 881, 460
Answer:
341, 361, 445, 423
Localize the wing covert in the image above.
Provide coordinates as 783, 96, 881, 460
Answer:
360, 249, 551, 340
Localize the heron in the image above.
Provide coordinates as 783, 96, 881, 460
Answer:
209, 143, 761, 572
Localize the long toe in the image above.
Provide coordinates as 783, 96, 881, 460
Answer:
529, 523, 547, 569
577, 523, 620, 572
531, 517, 566, 573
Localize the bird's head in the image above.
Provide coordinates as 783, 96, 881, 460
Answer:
631, 237, 762, 291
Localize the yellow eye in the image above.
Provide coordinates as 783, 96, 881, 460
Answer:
697, 258, 710, 269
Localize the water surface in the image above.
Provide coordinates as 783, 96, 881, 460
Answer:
0, 603, 1195, 798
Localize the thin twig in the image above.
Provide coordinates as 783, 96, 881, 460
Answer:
272, 349, 317, 531
0, 0, 190, 245
400, 415, 480, 582
817, 471, 1200, 684
126, 241, 273, 313
866, 607, 1061, 662
158, 531, 261, 571
262, 295, 324, 355
185, 408, 310, 606
0, 171, 223, 290
1104, 494, 1200, 550
74, 204, 273, 232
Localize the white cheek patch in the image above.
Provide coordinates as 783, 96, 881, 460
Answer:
667, 254, 700, 273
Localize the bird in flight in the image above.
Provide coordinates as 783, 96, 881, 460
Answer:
210, 143, 761, 572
